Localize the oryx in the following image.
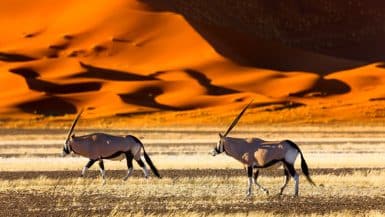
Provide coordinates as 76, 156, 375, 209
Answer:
211, 101, 315, 196
62, 109, 161, 182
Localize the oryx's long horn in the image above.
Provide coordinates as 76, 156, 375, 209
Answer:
223, 100, 253, 137
65, 108, 84, 143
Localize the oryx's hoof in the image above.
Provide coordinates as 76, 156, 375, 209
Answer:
246, 191, 252, 197
263, 189, 269, 195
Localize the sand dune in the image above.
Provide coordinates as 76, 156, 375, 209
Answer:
0, 0, 385, 124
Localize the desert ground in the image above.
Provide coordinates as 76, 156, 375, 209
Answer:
1, 127, 385, 217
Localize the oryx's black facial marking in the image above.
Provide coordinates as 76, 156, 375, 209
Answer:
63, 146, 70, 154
212, 136, 226, 156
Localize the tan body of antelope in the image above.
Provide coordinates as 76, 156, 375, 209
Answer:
62, 110, 161, 182
211, 101, 315, 196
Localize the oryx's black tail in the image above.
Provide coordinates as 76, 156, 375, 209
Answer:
142, 149, 161, 178
286, 140, 315, 186
129, 135, 161, 178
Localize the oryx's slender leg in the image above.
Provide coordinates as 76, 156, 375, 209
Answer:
285, 161, 299, 196
98, 160, 106, 184
279, 168, 290, 195
81, 159, 96, 177
136, 158, 149, 178
253, 169, 269, 195
123, 152, 134, 181
246, 166, 253, 197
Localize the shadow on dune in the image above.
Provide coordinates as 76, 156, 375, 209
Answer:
0, 52, 35, 62
375, 62, 385, 69
140, 0, 385, 75
149, 69, 238, 96
10, 67, 102, 94
72, 62, 157, 81
119, 86, 179, 110
186, 25, 364, 75
115, 110, 159, 117
290, 78, 351, 97
9, 67, 90, 116
17, 97, 77, 116
251, 101, 305, 112
184, 69, 237, 95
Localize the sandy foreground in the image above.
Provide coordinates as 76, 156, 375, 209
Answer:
0, 127, 385, 216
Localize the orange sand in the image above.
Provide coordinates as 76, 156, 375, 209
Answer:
1, 0, 385, 125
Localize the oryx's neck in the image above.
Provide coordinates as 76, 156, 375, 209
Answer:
222, 137, 241, 156
68, 141, 79, 155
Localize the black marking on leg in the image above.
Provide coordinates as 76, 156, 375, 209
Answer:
99, 160, 105, 170
125, 152, 134, 169
85, 159, 96, 168
279, 168, 290, 195
136, 159, 145, 168
283, 168, 290, 182
284, 161, 297, 177
253, 169, 259, 180
247, 166, 253, 177
284, 161, 299, 196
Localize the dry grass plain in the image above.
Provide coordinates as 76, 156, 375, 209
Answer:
1, 127, 385, 217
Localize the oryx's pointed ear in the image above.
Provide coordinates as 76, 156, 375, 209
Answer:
71, 134, 75, 138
